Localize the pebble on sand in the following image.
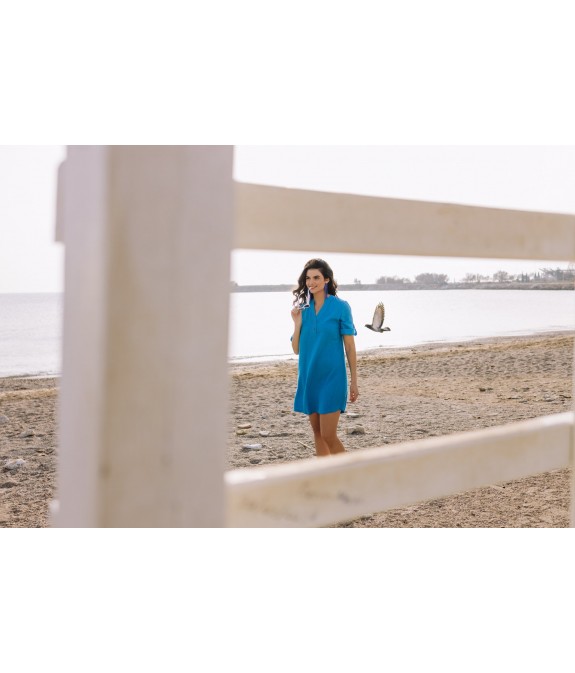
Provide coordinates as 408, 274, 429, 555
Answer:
346, 425, 366, 435
237, 423, 252, 429
0, 415, 9, 425
241, 443, 262, 451
3, 459, 26, 472
19, 430, 34, 438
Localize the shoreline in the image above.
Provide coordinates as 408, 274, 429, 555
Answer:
5, 327, 573, 380
227, 328, 575, 373
1, 330, 573, 527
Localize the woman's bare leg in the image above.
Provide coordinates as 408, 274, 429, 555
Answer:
309, 413, 330, 456
319, 411, 345, 454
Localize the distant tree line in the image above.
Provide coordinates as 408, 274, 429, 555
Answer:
375, 273, 449, 285
370, 266, 575, 286
230, 266, 575, 288
461, 267, 575, 284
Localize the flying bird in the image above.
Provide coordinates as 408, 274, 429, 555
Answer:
365, 302, 391, 332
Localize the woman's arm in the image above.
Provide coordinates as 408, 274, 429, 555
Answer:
343, 335, 359, 402
291, 307, 302, 354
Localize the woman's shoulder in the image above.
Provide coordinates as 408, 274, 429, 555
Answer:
330, 295, 353, 318
332, 295, 351, 308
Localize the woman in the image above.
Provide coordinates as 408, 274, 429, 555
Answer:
290, 258, 359, 457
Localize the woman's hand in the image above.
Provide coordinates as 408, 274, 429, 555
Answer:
291, 306, 303, 326
291, 306, 303, 354
349, 381, 359, 403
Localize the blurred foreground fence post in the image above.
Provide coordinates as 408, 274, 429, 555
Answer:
54, 146, 234, 526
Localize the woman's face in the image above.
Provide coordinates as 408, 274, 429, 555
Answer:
305, 268, 327, 296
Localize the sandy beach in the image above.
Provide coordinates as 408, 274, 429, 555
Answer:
1, 332, 573, 527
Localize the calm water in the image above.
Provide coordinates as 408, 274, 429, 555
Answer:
1, 290, 574, 376
229, 289, 575, 362
0, 293, 63, 377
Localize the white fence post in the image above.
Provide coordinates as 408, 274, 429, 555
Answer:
54, 146, 234, 527
572, 339, 575, 528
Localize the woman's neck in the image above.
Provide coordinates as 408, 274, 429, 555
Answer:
313, 292, 326, 307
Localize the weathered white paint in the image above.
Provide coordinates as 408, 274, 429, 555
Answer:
235, 182, 575, 261
54, 146, 234, 527
225, 413, 573, 527
53, 147, 108, 526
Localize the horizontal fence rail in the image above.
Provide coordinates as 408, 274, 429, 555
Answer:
225, 413, 573, 527
235, 182, 575, 261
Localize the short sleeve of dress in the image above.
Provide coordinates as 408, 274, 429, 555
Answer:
339, 300, 357, 336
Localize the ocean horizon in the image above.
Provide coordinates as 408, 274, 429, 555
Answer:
1, 289, 574, 376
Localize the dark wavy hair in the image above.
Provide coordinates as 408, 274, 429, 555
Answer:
292, 258, 338, 305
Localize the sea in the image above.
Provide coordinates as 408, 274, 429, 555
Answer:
1, 290, 574, 377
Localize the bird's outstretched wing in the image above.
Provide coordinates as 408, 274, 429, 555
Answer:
372, 302, 385, 330
365, 302, 385, 331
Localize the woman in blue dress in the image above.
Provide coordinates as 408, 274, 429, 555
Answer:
290, 259, 359, 457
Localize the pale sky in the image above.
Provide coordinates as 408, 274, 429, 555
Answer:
0, 146, 66, 293
1, 145, 575, 292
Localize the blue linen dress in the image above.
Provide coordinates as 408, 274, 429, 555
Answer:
293, 294, 357, 415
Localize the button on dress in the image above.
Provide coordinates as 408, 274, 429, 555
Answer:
293, 295, 357, 415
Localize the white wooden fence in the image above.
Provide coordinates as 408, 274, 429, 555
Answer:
53, 146, 575, 527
